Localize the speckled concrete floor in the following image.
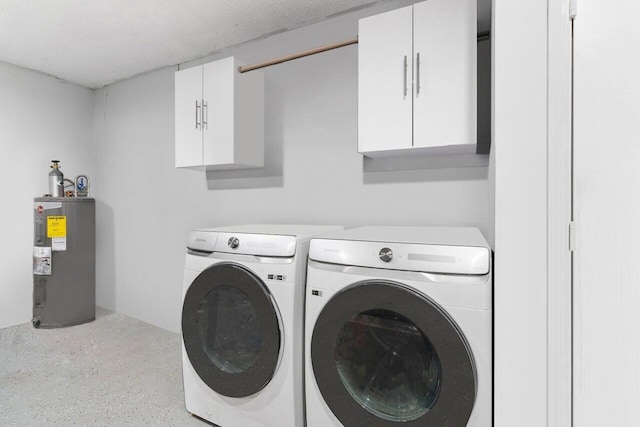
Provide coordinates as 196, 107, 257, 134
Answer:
0, 307, 207, 426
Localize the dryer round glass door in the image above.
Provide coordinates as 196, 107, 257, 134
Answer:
311, 281, 476, 427
182, 263, 282, 398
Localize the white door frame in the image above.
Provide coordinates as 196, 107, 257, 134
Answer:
547, 0, 573, 426
493, 0, 573, 425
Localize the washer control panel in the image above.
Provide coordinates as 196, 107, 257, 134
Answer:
214, 232, 297, 257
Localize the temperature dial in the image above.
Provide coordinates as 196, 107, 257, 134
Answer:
379, 247, 393, 263
228, 237, 240, 249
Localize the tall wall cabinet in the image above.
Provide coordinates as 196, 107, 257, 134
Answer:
358, 0, 477, 157
175, 56, 264, 169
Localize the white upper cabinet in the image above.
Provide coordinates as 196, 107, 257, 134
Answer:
358, 6, 414, 153
175, 56, 264, 169
413, 0, 477, 148
175, 65, 203, 167
358, 0, 477, 157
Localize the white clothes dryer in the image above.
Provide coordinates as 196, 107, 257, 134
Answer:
181, 224, 342, 427
305, 226, 492, 427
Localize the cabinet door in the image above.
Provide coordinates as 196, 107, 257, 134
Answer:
175, 65, 204, 167
413, 0, 476, 148
358, 6, 413, 154
203, 57, 235, 166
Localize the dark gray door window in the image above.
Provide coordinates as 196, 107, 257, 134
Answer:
197, 285, 262, 374
335, 309, 442, 422
182, 263, 281, 398
311, 281, 476, 427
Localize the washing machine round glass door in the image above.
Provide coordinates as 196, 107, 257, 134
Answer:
182, 263, 281, 398
311, 281, 476, 427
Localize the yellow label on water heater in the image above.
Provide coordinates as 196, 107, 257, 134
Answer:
47, 216, 67, 238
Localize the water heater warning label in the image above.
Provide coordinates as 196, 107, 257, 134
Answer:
47, 216, 67, 251
47, 216, 66, 238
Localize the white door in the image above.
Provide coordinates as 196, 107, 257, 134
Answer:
175, 65, 203, 167
573, 0, 640, 425
358, 5, 413, 154
203, 57, 236, 166
413, 0, 476, 148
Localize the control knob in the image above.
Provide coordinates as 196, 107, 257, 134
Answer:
228, 237, 240, 249
379, 247, 393, 263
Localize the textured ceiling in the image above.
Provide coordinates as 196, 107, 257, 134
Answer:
0, 0, 384, 88
0, 0, 490, 89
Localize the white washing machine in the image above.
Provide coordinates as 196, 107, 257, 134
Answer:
305, 226, 492, 427
181, 224, 342, 427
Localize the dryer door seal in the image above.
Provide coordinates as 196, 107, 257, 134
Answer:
182, 262, 281, 398
311, 280, 476, 427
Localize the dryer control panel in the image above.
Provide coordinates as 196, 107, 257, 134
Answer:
310, 239, 490, 275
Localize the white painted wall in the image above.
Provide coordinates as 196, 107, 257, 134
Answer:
492, 0, 549, 426
91, 2, 490, 333
0, 61, 94, 328
574, 0, 640, 424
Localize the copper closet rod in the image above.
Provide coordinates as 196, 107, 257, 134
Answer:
238, 36, 359, 73
237, 31, 490, 74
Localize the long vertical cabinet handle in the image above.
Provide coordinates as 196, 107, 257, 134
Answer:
202, 100, 208, 130
416, 53, 421, 96
403, 55, 408, 98
195, 100, 201, 129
